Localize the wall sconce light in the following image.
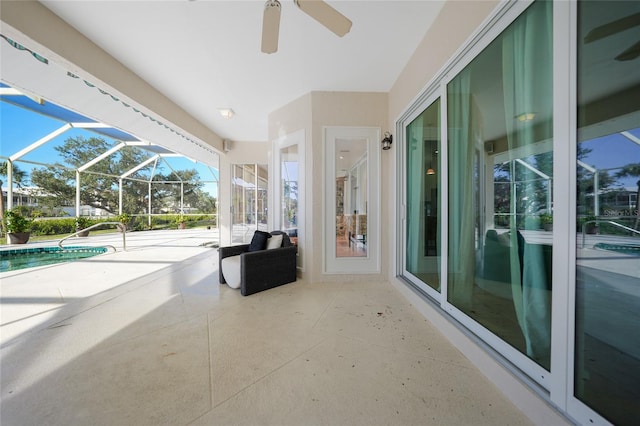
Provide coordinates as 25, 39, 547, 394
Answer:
381, 132, 393, 150
426, 139, 436, 175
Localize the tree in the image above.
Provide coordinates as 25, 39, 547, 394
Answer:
615, 163, 640, 229
149, 169, 210, 213
30, 136, 151, 214
29, 135, 214, 216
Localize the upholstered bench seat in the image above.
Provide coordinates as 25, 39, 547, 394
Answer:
220, 255, 242, 289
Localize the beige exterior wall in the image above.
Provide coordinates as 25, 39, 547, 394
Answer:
309, 92, 388, 283
268, 92, 387, 282
388, 0, 500, 120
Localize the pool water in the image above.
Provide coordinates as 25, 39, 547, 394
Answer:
594, 243, 640, 257
0, 246, 108, 272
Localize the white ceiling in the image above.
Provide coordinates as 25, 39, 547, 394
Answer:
39, 0, 445, 143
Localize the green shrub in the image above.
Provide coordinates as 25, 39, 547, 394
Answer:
30, 218, 75, 236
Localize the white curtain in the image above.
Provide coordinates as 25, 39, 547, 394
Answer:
447, 69, 477, 308
502, 0, 553, 363
406, 115, 424, 273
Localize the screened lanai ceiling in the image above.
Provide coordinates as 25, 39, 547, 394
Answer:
1, 83, 144, 146
0, 82, 190, 162
0, 32, 220, 168
0, 82, 220, 190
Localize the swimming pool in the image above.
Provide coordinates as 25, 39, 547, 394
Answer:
594, 243, 640, 257
0, 246, 109, 272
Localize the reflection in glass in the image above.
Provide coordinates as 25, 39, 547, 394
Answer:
335, 138, 367, 257
406, 98, 441, 291
447, 0, 552, 370
281, 145, 299, 246
231, 164, 268, 244
575, 1, 640, 424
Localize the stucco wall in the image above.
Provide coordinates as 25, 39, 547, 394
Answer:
309, 92, 388, 283
268, 92, 387, 282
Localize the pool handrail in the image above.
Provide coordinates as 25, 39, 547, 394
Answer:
58, 221, 126, 251
581, 219, 640, 248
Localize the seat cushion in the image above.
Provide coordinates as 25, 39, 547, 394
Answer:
221, 255, 242, 289
248, 230, 271, 252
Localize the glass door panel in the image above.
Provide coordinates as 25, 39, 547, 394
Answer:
281, 145, 299, 244
446, 0, 553, 371
575, 1, 640, 423
337, 141, 367, 258
231, 164, 268, 244
406, 98, 441, 291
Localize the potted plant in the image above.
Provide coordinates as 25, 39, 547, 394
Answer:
175, 214, 187, 229
75, 216, 91, 237
116, 213, 132, 232
5, 209, 32, 244
539, 213, 553, 231
582, 215, 598, 234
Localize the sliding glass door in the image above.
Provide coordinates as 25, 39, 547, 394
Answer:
398, 1, 640, 422
574, 1, 640, 424
447, 0, 553, 372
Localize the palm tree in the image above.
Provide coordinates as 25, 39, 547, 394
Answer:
615, 163, 640, 230
0, 161, 28, 235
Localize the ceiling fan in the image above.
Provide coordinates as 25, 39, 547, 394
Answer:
584, 12, 640, 61
261, 0, 352, 54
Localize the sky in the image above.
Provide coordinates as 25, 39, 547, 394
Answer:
0, 100, 219, 198
580, 129, 640, 189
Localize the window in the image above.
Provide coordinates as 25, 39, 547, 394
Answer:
231, 164, 268, 244
575, 1, 640, 423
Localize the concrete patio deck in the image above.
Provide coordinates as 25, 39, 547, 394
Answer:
1, 229, 546, 425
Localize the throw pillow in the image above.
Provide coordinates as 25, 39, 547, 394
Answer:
248, 230, 271, 252
266, 234, 283, 250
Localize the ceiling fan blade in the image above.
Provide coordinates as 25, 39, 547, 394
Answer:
294, 0, 352, 37
615, 40, 640, 61
584, 12, 640, 43
261, 0, 281, 54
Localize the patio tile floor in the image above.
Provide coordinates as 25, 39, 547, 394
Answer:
1, 229, 535, 425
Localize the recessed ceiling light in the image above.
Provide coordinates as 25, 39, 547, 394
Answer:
218, 108, 235, 119
515, 112, 536, 122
